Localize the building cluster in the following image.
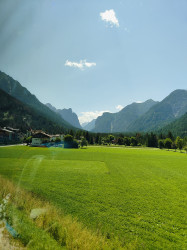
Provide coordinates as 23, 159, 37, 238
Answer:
30, 130, 64, 146
0, 127, 64, 147
0, 127, 23, 144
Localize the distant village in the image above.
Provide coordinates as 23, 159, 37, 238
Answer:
0, 127, 64, 147
1, 125, 187, 152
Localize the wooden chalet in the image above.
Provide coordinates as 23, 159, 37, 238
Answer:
32, 130, 51, 146
0, 127, 20, 144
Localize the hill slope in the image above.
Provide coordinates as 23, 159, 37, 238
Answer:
0, 89, 69, 133
159, 112, 187, 137
46, 103, 81, 129
93, 99, 157, 133
0, 71, 74, 129
128, 89, 187, 132
82, 119, 96, 131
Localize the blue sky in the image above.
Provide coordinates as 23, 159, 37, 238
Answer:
0, 0, 187, 124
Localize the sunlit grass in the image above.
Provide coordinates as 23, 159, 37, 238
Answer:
0, 176, 125, 249
0, 146, 186, 249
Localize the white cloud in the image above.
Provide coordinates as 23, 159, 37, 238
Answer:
84, 61, 96, 68
100, 9, 119, 27
65, 60, 96, 70
79, 110, 109, 125
135, 101, 143, 103
115, 105, 123, 111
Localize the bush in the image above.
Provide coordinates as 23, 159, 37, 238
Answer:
124, 137, 130, 146
64, 134, 79, 148
25, 136, 32, 144
171, 142, 177, 151
81, 138, 88, 148
164, 138, 172, 150
72, 139, 79, 148
130, 137, 137, 146
158, 140, 164, 149
55, 137, 61, 143
175, 137, 184, 151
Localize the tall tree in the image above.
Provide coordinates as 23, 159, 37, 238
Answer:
164, 138, 172, 150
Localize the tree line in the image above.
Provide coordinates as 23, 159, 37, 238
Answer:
63, 130, 187, 151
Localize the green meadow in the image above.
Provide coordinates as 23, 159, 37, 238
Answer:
0, 146, 186, 249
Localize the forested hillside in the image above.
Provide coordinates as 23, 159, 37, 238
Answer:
128, 89, 187, 132
0, 89, 69, 133
0, 71, 74, 129
93, 99, 157, 133
159, 112, 187, 137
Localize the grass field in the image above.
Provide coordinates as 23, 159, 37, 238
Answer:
0, 146, 186, 249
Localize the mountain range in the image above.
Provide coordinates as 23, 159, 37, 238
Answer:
93, 99, 157, 133
90, 89, 187, 134
46, 103, 81, 129
0, 70, 187, 136
0, 88, 69, 133
82, 119, 96, 131
0, 71, 75, 131
128, 89, 187, 132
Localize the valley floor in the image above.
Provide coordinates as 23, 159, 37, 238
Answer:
0, 146, 186, 249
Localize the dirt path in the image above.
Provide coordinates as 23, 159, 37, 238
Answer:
0, 144, 26, 147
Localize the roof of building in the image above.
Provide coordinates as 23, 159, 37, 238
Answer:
6, 127, 20, 132
0, 127, 14, 133
32, 130, 51, 138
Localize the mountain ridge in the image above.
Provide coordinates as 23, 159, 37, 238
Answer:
82, 119, 96, 131
93, 99, 158, 133
128, 89, 187, 132
0, 88, 68, 133
0, 70, 75, 130
45, 103, 81, 129
1, 70, 187, 135
158, 112, 187, 137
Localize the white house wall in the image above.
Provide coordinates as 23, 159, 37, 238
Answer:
32, 138, 42, 146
